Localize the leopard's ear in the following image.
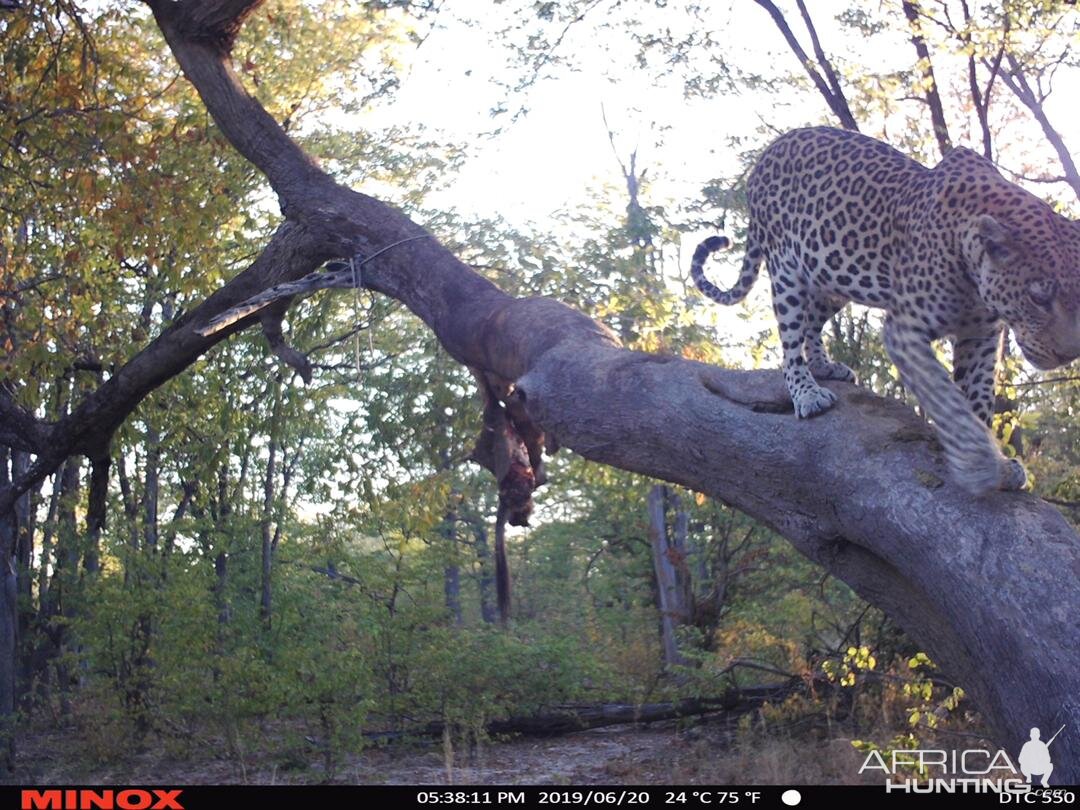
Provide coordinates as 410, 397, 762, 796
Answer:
976, 215, 1013, 262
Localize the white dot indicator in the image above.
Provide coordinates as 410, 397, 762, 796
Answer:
781, 789, 802, 806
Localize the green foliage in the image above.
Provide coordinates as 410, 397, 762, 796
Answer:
5, 0, 1077, 783
408, 625, 607, 728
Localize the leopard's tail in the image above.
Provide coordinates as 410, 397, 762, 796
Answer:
197, 261, 355, 336
690, 235, 763, 306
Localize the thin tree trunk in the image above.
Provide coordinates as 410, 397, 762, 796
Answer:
473, 523, 497, 625
648, 485, 688, 668
83, 455, 109, 576
3, 450, 35, 713
215, 551, 230, 626
46, 459, 81, 714
52, 458, 81, 611
260, 382, 282, 627
444, 565, 462, 626
753, 0, 859, 130
670, 492, 693, 613
0, 507, 17, 772
901, 1, 951, 158
439, 497, 463, 625
10, 451, 34, 607
215, 461, 232, 628
960, 0, 1000, 161
143, 425, 160, 553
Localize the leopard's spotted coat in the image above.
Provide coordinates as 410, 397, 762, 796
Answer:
692, 127, 1080, 495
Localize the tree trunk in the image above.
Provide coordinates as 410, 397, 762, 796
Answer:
901, 1, 952, 158
260, 383, 282, 627
648, 486, 689, 668
0, 509, 17, 772
440, 505, 462, 626
473, 523, 497, 625
9, 451, 34, 613
670, 492, 693, 612
444, 565, 462, 627
214, 462, 232, 628
143, 425, 160, 553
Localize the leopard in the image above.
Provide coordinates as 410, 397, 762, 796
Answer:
691, 126, 1080, 496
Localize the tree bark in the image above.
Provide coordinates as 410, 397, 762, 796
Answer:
143, 425, 160, 553
260, 381, 283, 627
648, 486, 689, 668
473, 522, 497, 625
0, 509, 17, 770
0, 0, 1075, 779
440, 504, 463, 626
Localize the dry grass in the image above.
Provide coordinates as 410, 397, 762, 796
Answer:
9, 716, 889, 786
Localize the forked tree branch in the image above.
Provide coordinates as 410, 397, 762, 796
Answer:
753, 0, 859, 131
901, 0, 951, 158
793, 0, 850, 125
0, 0, 1077, 778
958, 0, 1001, 161
996, 51, 1080, 200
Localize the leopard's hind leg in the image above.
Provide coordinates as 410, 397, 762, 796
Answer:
803, 291, 857, 383
769, 250, 838, 418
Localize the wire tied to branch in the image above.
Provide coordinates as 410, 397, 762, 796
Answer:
343, 233, 434, 377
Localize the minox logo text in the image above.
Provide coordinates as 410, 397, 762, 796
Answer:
20, 791, 183, 810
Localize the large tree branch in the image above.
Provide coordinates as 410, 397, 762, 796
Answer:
0, 220, 329, 512
0, 391, 51, 455
516, 351, 1080, 777
2, 0, 1077, 779
147, 0, 329, 206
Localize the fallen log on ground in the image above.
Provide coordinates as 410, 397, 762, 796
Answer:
363, 680, 805, 741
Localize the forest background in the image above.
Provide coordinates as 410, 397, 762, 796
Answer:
1, 0, 1078, 784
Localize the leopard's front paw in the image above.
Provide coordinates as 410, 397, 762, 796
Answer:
792, 385, 837, 419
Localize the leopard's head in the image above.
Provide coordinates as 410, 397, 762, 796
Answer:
975, 213, 1080, 370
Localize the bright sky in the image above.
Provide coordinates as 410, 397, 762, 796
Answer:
356, 0, 1080, 370
367, 1, 1080, 231
370, 1, 812, 226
